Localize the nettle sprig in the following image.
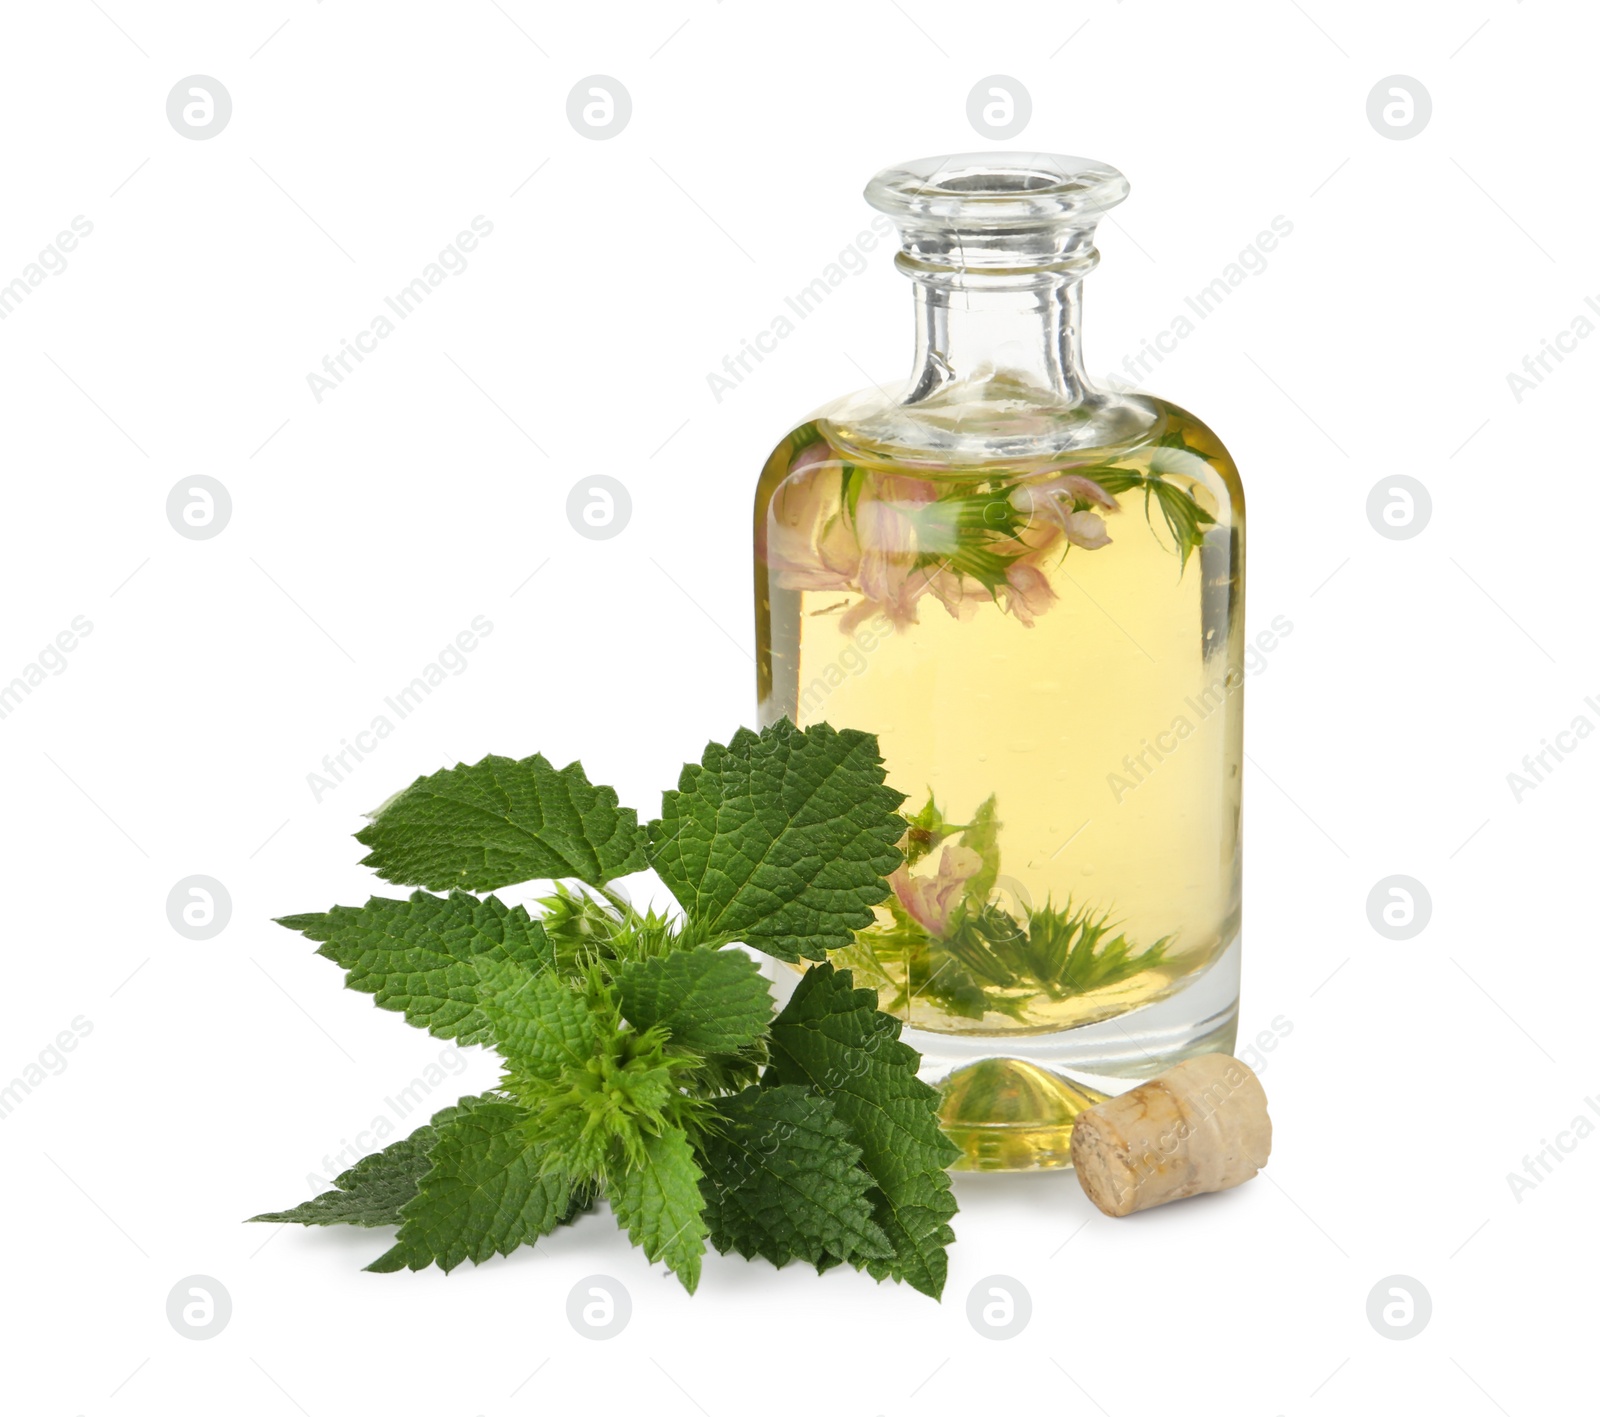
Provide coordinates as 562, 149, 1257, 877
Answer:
249, 720, 960, 1298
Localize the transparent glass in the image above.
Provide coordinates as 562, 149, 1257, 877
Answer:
753, 154, 1245, 1170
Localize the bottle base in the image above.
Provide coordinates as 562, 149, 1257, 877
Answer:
913, 934, 1242, 1171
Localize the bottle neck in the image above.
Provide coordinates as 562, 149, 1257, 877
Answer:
906, 275, 1091, 407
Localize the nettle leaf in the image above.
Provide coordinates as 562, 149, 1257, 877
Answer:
764, 963, 959, 1299
482, 963, 699, 1180
263, 722, 965, 1301
355, 753, 649, 892
1078, 465, 1143, 497
1156, 426, 1216, 461
610, 1123, 709, 1293
478, 964, 602, 1081
616, 947, 773, 1054
959, 794, 1002, 904
698, 1084, 893, 1271
367, 1099, 575, 1273
902, 791, 961, 869
277, 891, 553, 1046
649, 720, 905, 963
1149, 478, 1216, 572
249, 1094, 495, 1228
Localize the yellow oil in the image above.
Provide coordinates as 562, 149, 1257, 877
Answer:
755, 398, 1245, 1041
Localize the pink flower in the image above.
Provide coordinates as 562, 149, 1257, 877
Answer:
791, 442, 832, 477
1050, 474, 1119, 511
814, 513, 862, 581
1000, 560, 1057, 627
924, 567, 986, 621
848, 475, 941, 631
890, 844, 984, 936
767, 447, 861, 592
1060, 508, 1112, 549
1010, 475, 1116, 552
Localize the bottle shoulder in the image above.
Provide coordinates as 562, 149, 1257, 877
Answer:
753, 392, 1243, 611
1138, 397, 1245, 520
813, 380, 1161, 468
756, 392, 1242, 520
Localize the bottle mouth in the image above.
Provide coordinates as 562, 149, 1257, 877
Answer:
865, 152, 1129, 281
867, 153, 1129, 224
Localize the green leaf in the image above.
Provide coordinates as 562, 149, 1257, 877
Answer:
903, 499, 963, 556
787, 420, 824, 455
483, 964, 703, 1177
609, 1123, 709, 1293
902, 791, 962, 868
531, 881, 629, 962
1021, 900, 1073, 985
942, 906, 1023, 987
841, 462, 863, 519
478, 965, 602, 1082
1062, 923, 1169, 995
616, 947, 774, 1054
649, 720, 905, 963
944, 538, 1014, 592
248, 1094, 493, 1228
698, 1084, 893, 1271
1156, 426, 1216, 461
366, 1099, 574, 1273
1075, 466, 1143, 496
354, 753, 649, 892
959, 794, 1002, 904
948, 489, 1024, 540
1149, 478, 1215, 571
764, 963, 959, 1298
277, 891, 554, 1046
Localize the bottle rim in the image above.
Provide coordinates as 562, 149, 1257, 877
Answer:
865, 152, 1130, 229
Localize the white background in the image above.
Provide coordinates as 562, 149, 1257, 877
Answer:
1, 1, 1591, 1413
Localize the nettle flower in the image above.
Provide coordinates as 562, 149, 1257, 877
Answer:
767, 442, 1129, 635
844, 474, 943, 634
890, 844, 984, 937
501, 970, 708, 1178
1000, 560, 1057, 628
924, 566, 986, 622
1011, 473, 1118, 552
768, 444, 861, 592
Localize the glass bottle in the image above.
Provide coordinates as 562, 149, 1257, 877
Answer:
753, 154, 1245, 1170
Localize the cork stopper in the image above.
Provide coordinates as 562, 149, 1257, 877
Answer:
1070, 1054, 1272, 1217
